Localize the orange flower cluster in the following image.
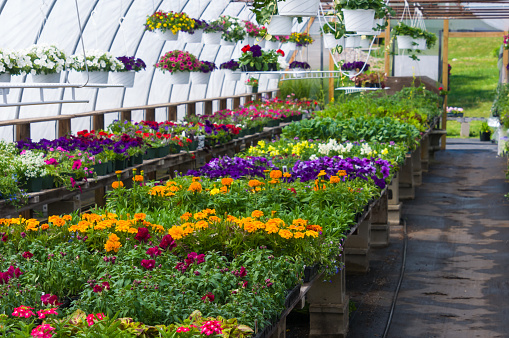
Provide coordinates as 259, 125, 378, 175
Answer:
112, 181, 124, 189
104, 233, 122, 252
168, 209, 218, 240
149, 181, 181, 197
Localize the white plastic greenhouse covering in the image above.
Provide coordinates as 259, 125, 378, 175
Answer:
0, 0, 310, 141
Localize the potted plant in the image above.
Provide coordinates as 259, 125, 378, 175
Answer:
337, 0, 388, 33
243, 20, 268, 46
354, 72, 385, 88
265, 35, 289, 50
321, 22, 345, 51
220, 60, 242, 81
220, 16, 246, 45
287, 32, 314, 50
182, 18, 208, 43
71, 50, 124, 83
392, 22, 437, 50
203, 20, 225, 45
191, 61, 217, 84
0, 49, 28, 83
246, 77, 259, 93
289, 61, 310, 78
239, 44, 269, 71
24, 44, 67, 83
109, 56, 146, 88
155, 50, 202, 84
446, 107, 464, 118
144, 11, 195, 41
479, 122, 492, 141
341, 61, 370, 76
277, 0, 320, 17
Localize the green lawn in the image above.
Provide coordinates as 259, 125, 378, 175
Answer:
447, 37, 500, 123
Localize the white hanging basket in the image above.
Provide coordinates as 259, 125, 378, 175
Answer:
345, 35, 361, 48
154, 30, 179, 41
292, 68, 307, 78
183, 30, 203, 44
323, 33, 344, 49
413, 38, 427, 50
169, 71, 190, 85
190, 72, 211, 84
286, 42, 297, 50
257, 39, 266, 48
357, 19, 384, 35
0, 73, 11, 82
109, 71, 136, 88
82, 71, 109, 84
244, 36, 256, 46
265, 40, 280, 50
397, 35, 414, 49
261, 72, 281, 81
220, 38, 236, 46
267, 16, 293, 36
224, 70, 242, 81
277, 0, 319, 17
203, 32, 222, 45
342, 9, 375, 33
32, 72, 61, 83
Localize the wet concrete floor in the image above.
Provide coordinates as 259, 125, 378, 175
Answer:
287, 139, 509, 338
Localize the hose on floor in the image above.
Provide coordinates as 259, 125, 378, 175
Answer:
382, 219, 408, 338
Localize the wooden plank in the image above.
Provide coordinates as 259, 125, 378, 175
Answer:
145, 108, 156, 121
120, 110, 132, 122
441, 19, 449, 150
204, 100, 213, 115
168, 106, 177, 121
15, 123, 30, 141
58, 118, 71, 138
95, 186, 106, 207
233, 97, 241, 109
449, 31, 506, 38
384, 19, 391, 76
219, 98, 227, 111
187, 102, 196, 116
93, 114, 104, 132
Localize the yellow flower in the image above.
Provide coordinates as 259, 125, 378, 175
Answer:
294, 232, 305, 239
180, 212, 192, 221
330, 176, 340, 184
134, 213, 146, 221
382, 148, 389, 155
317, 170, 327, 177
283, 172, 291, 178
278, 229, 293, 239
210, 188, 220, 195
305, 230, 319, 238
134, 175, 144, 182
251, 210, 264, 218
188, 182, 202, 193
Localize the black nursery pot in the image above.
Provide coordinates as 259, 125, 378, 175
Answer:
480, 131, 491, 142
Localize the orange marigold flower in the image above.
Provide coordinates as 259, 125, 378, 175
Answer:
134, 175, 144, 182
180, 212, 192, 221
134, 213, 146, 221
208, 216, 221, 223
48, 216, 65, 227
221, 177, 234, 186
283, 172, 292, 178
194, 220, 209, 229
192, 177, 201, 182
248, 180, 264, 188
188, 182, 202, 193
251, 210, 264, 218
265, 222, 279, 234
269, 170, 283, 179
330, 176, 340, 184
305, 230, 319, 238
337, 170, 347, 177
166, 180, 177, 186
278, 229, 293, 239
168, 226, 185, 240
220, 186, 228, 193
193, 212, 207, 220
307, 224, 323, 232
41, 224, 49, 230
112, 181, 124, 189
269, 179, 279, 184
294, 232, 305, 239
317, 170, 327, 177
115, 171, 123, 174
62, 215, 72, 221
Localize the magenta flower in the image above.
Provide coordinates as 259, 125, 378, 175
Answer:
141, 259, 155, 270
22, 251, 33, 259
146, 247, 161, 258
159, 234, 176, 251
37, 308, 58, 319
201, 292, 215, 303
72, 160, 82, 170
12, 305, 35, 318
41, 294, 62, 306
31, 324, 55, 338
135, 227, 151, 243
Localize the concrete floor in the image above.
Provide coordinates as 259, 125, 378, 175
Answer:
288, 138, 509, 338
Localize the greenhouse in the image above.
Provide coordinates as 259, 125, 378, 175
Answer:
0, 0, 508, 337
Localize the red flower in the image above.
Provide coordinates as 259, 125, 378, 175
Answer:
22, 251, 33, 259
146, 247, 162, 257
41, 294, 62, 306
241, 45, 251, 53
101, 281, 110, 291
276, 49, 285, 56
287, 188, 297, 194
93, 284, 104, 293
141, 259, 155, 270
159, 235, 176, 251
135, 227, 151, 243
201, 292, 215, 303
438, 86, 443, 91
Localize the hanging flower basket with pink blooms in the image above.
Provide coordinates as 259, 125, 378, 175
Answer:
155, 50, 202, 85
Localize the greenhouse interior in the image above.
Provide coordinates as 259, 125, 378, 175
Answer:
1, 0, 509, 337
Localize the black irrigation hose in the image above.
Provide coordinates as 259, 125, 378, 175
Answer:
382, 219, 408, 338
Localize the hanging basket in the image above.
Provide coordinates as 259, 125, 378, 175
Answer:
183, 30, 203, 44
169, 71, 190, 85
267, 16, 293, 36
277, 0, 319, 17
190, 72, 211, 84
357, 19, 384, 35
220, 38, 236, 46
82, 71, 109, 84
109, 71, 136, 88
154, 30, 179, 41
32, 72, 61, 83
203, 32, 222, 45
292, 68, 307, 78
323, 33, 344, 49
397, 35, 414, 49
413, 38, 427, 50
244, 36, 256, 46
342, 9, 375, 32
224, 70, 242, 81
345, 35, 361, 48
265, 40, 280, 50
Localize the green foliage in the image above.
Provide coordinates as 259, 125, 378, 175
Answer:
392, 22, 437, 49
278, 78, 327, 103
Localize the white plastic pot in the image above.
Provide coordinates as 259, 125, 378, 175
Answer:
169, 71, 190, 85
220, 38, 236, 46
413, 38, 427, 50
292, 68, 307, 78
357, 19, 384, 35
345, 35, 361, 48
203, 32, 222, 45
0, 73, 11, 82
323, 33, 344, 49
267, 16, 293, 36
244, 36, 256, 46
359, 36, 372, 49
109, 71, 136, 88
82, 71, 109, 84
342, 9, 376, 33
265, 40, 280, 50
277, 0, 319, 17
183, 30, 203, 44
154, 30, 178, 41
32, 72, 61, 83
190, 72, 211, 84
224, 70, 242, 81
397, 35, 414, 49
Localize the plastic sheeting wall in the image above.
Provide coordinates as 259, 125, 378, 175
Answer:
0, 0, 292, 141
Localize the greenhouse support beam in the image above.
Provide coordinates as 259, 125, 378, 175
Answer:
503, 34, 509, 83
384, 19, 391, 77
441, 19, 449, 150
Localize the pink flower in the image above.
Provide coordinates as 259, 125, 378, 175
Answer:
93, 284, 104, 293
135, 227, 151, 243
200, 320, 222, 336
176, 327, 190, 333
41, 294, 62, 306
201, 292, 215, 303
22, 251, 33, 259
37, 308, 58, 319
141, 259, 155, 270
31, 324, 55, 338
146, 247, 161, 258
12, 305, 35, 318
72, 160, 82, 170
101, 281, 110, 291
44, 158, 58, 166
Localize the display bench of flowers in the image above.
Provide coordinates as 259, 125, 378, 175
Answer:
0, 85, 442, 337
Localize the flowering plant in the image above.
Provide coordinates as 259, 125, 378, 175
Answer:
186, 18, 208, 34
504, 35, 509, 50
197, 60, 217, 74
239, 45, 284, 71
145, 11, 195, 34
447, 107, 463, 115
0, 49, 31, 75
219, 60, 240, 71
71, 50, 124, 72
115, 56, 146, 72
245, 77, 259, 86
155, 50, 202, 74
203, 20, 225, 34
289, 61, 311, 70
24, 44, 68, 75
243, 20, 267, 38
219, 15, 246, 42
341, 61, 370, 72
288, 32, 314, 47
